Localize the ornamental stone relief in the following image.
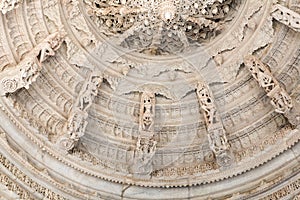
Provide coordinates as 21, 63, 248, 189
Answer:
0, 0, 299, 199
0, 0, 22, 14
84, 0, 240, 54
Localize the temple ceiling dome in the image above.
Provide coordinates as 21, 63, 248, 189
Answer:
0, 0, 299, 199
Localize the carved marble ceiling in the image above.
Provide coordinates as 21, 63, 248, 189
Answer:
0, 0, 300, 199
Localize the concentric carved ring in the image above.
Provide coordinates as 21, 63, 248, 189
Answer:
2, 78, 18, 93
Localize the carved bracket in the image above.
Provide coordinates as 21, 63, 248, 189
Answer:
244, 55, 293, 114
0, 0, 22, 14
58, 72, 103, 152
0, 31, 65, 96
244, 55, 300, 126
132, 91, 157, 177
196, 82, 234, 167
271, 4, 300, 32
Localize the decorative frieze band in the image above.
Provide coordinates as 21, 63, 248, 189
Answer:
0, 152, 65, 199
196, 82, 234, 168
262, 178, 300, 200
58, 72, 103, 152
0, 31, 65, 96
271, 4, 300, 32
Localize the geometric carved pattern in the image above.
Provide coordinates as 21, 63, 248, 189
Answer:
84, 0, 239, 54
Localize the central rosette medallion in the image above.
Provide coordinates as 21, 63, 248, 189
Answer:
84, 0, 238, 54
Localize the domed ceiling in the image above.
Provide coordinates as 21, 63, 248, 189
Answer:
0, 0, 300, 199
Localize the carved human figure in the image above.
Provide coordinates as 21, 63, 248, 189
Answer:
244, 55, 294, 114
19, 32, 63, 89
208, 128, 229, 154
135, 136, 157, 173
37, 32, 65, 63
257, 70, 275, 92
38, 44, 55, 63
133, 91, 157, 175
66, 109, 88, 141
139, 92, 155, 132
20, 60, 41, 89
196, 82, 233, 166
271, 91, 293, 114
78, 73, 103, 111
245, 57, 276, 92
0, 31, 65, 96
142, 112, 154, 131
58, 72, 103, 152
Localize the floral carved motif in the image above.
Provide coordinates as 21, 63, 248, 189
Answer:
84, 0, 238, 54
